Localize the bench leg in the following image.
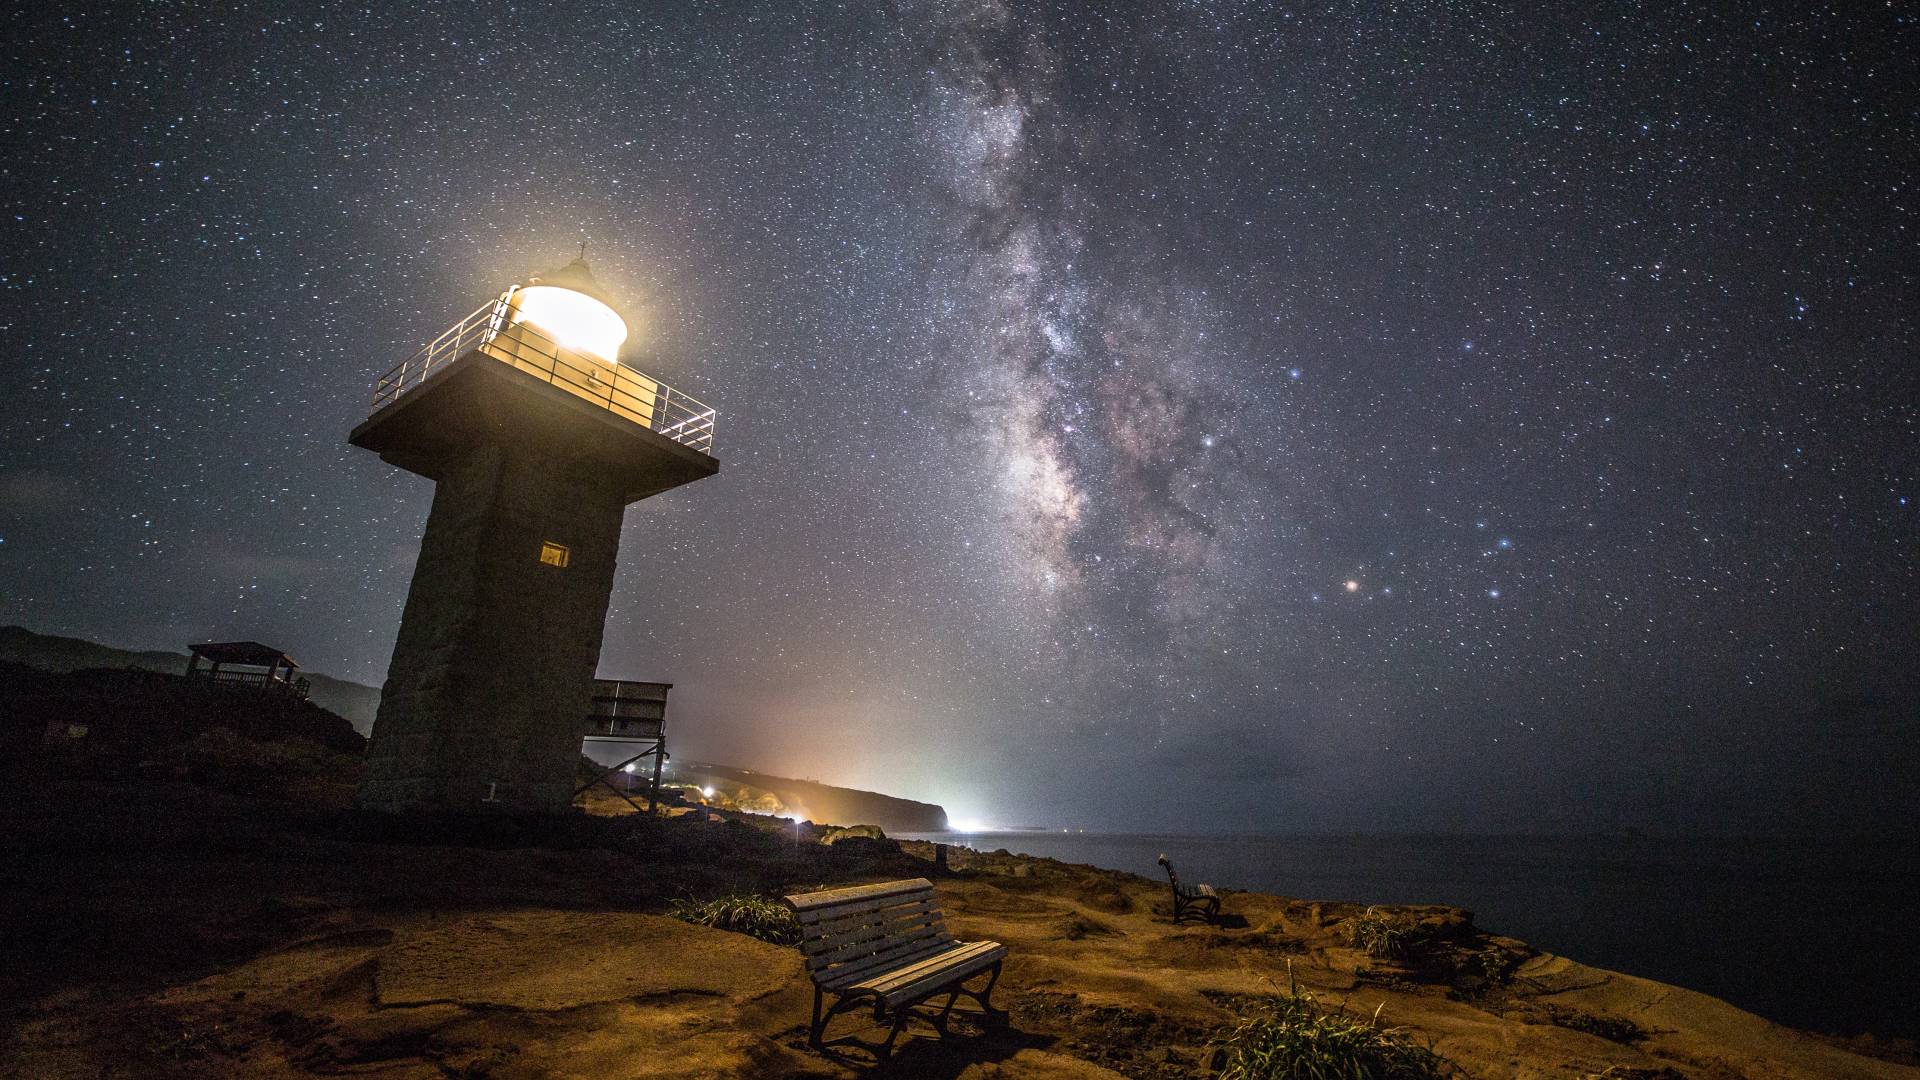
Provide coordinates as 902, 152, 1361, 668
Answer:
810, 989, 914, 1059
931, 987, 962, 1035
810, 988, 866, 1049
959, 960, 1006, 1021
876, 1007, 911, 1059
1171, 895, 1220, 924
806, 965, 1006, 1059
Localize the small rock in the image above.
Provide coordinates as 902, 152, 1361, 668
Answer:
820, 824, 886, 845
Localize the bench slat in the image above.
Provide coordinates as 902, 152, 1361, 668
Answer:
875, 946, 1005, 1008
854, 940, 1007, 1004
799, 897, 941, 940
792, 889, 937, 926
872, 947, 1006, 1008
798, 891, 940, 941
855, 939, 1001, 993
785, 878, 933, 914
814, 927, 959, 982
802, 904, 946, 958
818, 937, 961, 989
807, 921, 952, 973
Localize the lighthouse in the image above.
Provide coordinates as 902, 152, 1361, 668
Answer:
349, 259, 718, 813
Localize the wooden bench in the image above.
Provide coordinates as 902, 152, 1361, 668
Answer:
1157, 854, 1221, 924
784, 878, 1007, 1058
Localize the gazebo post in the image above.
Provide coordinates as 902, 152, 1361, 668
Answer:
649, 742, 666, 816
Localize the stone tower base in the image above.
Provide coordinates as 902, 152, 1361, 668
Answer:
356, 444, 624, 813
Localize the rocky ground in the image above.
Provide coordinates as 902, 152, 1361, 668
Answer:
3, 765, 1917, 1079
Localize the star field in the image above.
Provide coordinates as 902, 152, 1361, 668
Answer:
2, 2, 1914, 834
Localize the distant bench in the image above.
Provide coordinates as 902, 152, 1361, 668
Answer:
1157, 854, 1221, 924
784, 878, 1007, 1058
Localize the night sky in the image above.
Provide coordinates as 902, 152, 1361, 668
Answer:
4, 2, 1914, 835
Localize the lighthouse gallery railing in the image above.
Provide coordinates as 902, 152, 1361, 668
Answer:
369, 297, 717, 455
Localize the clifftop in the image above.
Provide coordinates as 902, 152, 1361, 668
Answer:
2, 625, 946, 831
0, 625, 381, 733
3, 763, 1911, 1077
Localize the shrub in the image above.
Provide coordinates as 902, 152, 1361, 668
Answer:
666, 892, 801, 945
1547, 1005, 1646, 1044
1475, 949, 1513, 984
1211, 968, 1449, 1080
1347, 907, 1421, 961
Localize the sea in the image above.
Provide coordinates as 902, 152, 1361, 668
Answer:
896, 830, 1919, 1041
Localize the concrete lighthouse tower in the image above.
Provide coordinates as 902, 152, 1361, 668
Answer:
349, 259, 718, 813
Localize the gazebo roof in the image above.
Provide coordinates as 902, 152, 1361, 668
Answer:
188, 641, 299, 668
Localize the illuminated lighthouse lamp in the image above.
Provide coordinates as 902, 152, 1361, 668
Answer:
506, 283, 628, 364
474, 260, 675, 434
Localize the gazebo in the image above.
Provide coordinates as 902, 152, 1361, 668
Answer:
185, 641, 308, 699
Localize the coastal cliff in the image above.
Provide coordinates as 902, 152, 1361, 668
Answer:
2, 767, 1913, 1076
2, 650, 1912, 1077
667, 759, 950, 832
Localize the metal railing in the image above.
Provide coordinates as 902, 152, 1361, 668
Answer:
370, 295, 717, 454
191, 669, 311, 700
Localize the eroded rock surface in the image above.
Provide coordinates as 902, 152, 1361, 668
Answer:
5, 777, 1915, 1079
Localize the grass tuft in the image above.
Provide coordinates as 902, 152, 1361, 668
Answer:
1057, 914, 1121, 940
1211, 964, 1449, 1080
666, 892, 801, 945
1347, 907, 1422, 961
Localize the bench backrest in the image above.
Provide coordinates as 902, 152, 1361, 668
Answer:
1156, 853, 1193, 896
784, 878, 955, 987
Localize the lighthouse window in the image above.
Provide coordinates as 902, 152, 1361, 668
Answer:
539, 541, 570, 568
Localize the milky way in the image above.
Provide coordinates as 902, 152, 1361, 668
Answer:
3, 2, 1914, 833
